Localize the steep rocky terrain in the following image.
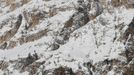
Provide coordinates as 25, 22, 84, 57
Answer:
0, 0, 134, 75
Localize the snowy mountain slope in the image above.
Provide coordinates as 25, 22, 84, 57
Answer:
0, 0, 134, 75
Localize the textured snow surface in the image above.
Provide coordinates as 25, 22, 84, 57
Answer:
0, 8, 133, 67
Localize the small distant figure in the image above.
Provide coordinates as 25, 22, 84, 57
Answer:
27, 53, 32, 60
33, 50, 38, 60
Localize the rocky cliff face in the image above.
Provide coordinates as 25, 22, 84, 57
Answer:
0, 0, 134, 75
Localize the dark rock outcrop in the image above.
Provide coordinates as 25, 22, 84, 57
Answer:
56, 0, 103, 45
53, 67, 74, 75
0, 14, 22, 49
124, 17, 134, 62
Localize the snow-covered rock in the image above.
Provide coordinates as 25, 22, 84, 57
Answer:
0, 0, 134, 75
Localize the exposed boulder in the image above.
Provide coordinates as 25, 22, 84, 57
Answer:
51, 43, 60, 51
0, 14, 22, 49
123, 17, 134, 62
19, 29, 49, 44
0, 60, 9, 71
53, 66, 74, 75
0, 42, 7, 49
110, 0, 134, 8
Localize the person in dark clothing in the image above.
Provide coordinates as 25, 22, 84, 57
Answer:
27, 53, 32, 59
26, 53, 34, 65
33, 50, 38, 60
